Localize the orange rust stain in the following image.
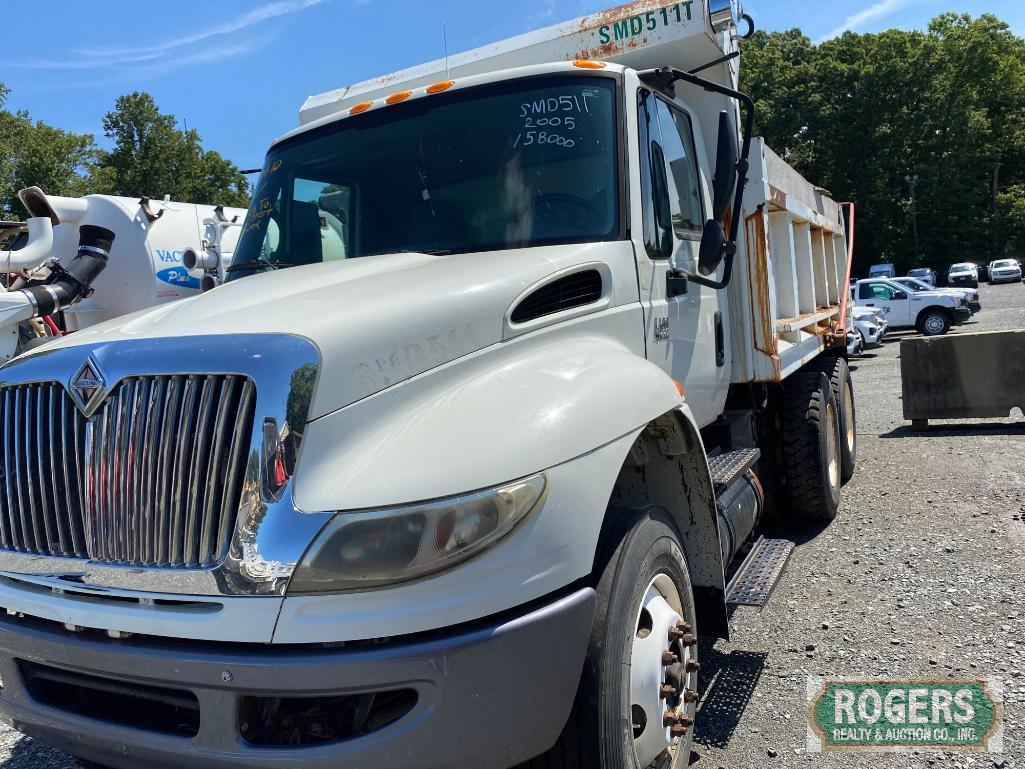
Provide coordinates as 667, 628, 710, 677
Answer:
747, 212, 776, 360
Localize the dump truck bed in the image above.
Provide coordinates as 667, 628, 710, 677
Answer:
728, 140, 852, 383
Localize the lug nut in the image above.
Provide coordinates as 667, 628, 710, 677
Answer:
668, 627, 685, 642
661, 650, 678, 665
677, 715, 694, 728
676, 620, 692, 632
670, 723, 688, 737
663, 711, 678, 727
660, 683, 677, 699
685, 660, 700, 673
683, 689, 699, 703
682, 632, 697, 646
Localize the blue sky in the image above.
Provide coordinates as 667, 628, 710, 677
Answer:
2, 0, 1022, 173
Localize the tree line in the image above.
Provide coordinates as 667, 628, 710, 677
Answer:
741, 13, 1025, 274
0, 88, 249, 220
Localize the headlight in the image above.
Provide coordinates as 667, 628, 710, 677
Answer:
288, 474, 547, 594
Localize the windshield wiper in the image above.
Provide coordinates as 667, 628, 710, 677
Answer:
224, 260, 296, 274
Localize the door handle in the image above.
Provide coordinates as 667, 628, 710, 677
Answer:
865, 303, 875, 307
666, 269, 688, 298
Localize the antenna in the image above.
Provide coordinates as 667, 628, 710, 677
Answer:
443, 23, 450, 79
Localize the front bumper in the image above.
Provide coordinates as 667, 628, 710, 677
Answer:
0, 588, 595, 769
991, 272, 1022, 283
954, 307, 972, 324
968, 300, 982, 313
949, 276, 977, 287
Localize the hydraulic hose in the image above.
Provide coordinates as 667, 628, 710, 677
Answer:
22, 225, 115, 316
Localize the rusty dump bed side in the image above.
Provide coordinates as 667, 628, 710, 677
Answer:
728, 139, 853, 383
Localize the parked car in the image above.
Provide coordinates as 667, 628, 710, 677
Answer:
852, 278, 970, 336
868, 262, 896, 278
988, 258, 1023, 284
947, 262, 979, 288
851, 305, 887, 347
846, 328, 864, 356
892, 276, 981, 314
906, 267, 936, 285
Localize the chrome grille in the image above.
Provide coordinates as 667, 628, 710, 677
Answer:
0, 375, 255, 568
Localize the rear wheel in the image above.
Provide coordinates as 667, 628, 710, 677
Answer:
781, 372, 841, 521
917, 310, 951, 336
529, 506, 698, 769
812, 356, 856, 484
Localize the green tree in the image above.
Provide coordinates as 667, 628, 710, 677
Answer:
95, 92, 249, 207
741, 14, 1025, 273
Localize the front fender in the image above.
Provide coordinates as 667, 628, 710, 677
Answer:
293, 306, 682, 512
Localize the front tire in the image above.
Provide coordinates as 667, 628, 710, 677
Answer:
917, 310, 951, 336
532, 506, 698, 769
781, 372, 842, 521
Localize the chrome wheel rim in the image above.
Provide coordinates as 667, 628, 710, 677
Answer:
923, 315, 945, 334
630, 574, 696, 768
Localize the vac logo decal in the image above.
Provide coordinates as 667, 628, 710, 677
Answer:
157, 266, 201, 290
807, 677, 1002, 752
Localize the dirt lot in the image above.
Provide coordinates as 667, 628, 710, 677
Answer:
0, 282, 1022, 769
695, 280, 1025, 769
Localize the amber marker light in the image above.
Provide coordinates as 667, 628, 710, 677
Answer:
425, 80, 455, 94
349, 102, 373, 115
386, 91, 412, 104
572, 60, 606, 69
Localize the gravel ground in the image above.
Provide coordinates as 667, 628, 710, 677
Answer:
0, 282, 1022, 769
695, 280, 1025, 769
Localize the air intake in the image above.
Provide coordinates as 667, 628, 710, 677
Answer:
510, 269, 603, 324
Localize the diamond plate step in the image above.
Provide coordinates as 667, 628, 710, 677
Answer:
707, 448, 761, 494
725, 536, 795, 607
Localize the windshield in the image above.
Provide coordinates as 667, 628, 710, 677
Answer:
907, 268, 930, 277
228, 76, 620, 279
993, 259, 1018, 268
898, 278, 931, 291
949, 263, 974, 272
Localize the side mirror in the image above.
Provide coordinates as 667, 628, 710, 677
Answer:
698, 219, 726, 276
711, 110, 739, 221
892, 289, 908, 300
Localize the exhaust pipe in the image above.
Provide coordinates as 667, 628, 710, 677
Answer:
22, 225, 116, 316
2, 217, 54, 272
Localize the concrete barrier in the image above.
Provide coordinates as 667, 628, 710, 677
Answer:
901, 330, 1025, 428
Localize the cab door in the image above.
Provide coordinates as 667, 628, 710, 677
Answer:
860, 281, 911, 326
635, 88, 727, 428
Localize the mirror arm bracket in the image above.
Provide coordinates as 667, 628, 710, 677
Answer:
638, 66, 755, 292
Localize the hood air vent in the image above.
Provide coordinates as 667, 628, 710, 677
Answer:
510, 269, 603, 324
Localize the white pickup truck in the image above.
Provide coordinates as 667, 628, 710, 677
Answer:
0, 3, 857, 768
852, 277, 970, 336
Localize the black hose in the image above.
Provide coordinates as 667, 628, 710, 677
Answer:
23, 224, 115, 316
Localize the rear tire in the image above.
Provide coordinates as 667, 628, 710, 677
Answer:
812, 356, 856, 484
527, 506, 698, 769
781, 372, 841, 521
917, 310, 951, 336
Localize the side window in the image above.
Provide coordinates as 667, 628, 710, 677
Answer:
637, 91, 672, 259
870, 283, 895, 300
654, 99, 704, 235
292, 178, 353, 264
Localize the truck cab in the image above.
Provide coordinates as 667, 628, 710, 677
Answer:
0, 4, 857, 769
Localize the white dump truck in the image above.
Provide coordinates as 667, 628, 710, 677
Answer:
0, 188, 245, 360
0, 3, 856, 768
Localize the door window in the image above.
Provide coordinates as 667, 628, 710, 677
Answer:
860, 282, 896, 300
654, 99, 704, 236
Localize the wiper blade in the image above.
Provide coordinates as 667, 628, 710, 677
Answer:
224, 260, 295, 274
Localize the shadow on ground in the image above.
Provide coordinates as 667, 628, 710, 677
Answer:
694, 643, 768, 750
882, 421, 1025, 439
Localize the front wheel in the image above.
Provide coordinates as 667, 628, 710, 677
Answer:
918, 310, 951, 336
531, 506, 698, 769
